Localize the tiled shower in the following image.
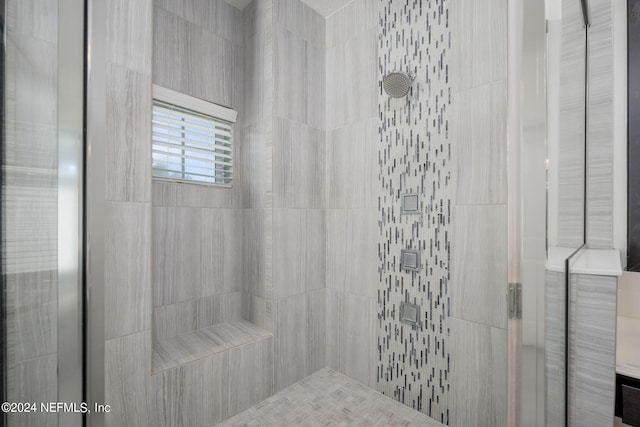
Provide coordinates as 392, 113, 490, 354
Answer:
2, 0, 628, 426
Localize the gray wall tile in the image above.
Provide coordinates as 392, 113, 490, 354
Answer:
273, 209, 325, 299
326, 28, 377, 130
153, 207, 201, 306
326, 209, 378, 298
340, 293, 375, 387
106, 63, 151, 203
273, 117, 325, 208
228, 337, 274, 415
449, 318, 507, 427
273, 209, 306, 298
153, 6, 241, 109
242, 292, 273, 332
274, 27, 306, 123
451, 205, 507, 329
586, 0, 614, 249
454, 82, 507, 205
451, 0, 507, 92
325, 0, 377, 49
107, 0, 152, 73
155, 350, 229, 425
307, 289, 326, 373
274, 290, 326, 391
325, 119, 377, 208
242, 209, 266, 298
105, 331, 161, 427
105, 202, 151, 339
201, 208, 243, 295
275, 293, 307, 390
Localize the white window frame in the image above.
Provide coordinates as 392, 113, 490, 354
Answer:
151, 85, 238, 187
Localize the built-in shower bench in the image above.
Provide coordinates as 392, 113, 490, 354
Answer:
152, 320, 272, 372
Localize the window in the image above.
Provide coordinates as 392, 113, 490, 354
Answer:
152, 85, 237, 186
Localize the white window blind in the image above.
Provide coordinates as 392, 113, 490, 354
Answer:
152, 85, 237, 187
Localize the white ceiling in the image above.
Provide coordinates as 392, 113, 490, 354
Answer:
224, 0, 354, 18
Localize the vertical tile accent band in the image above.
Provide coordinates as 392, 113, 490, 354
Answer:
377, 0, 451, 423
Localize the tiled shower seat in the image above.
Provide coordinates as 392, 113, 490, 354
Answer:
152, 320, 272, 372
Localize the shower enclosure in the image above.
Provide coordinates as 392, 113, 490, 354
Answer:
1, 0, 85, 426
1, 0, 613, 426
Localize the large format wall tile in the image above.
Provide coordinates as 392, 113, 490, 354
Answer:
325, 118, 377, 208
153, 207, 201, 306
105, 202, 151, 339
228, 337, 274, 415
326, 27, 377, 130
274, 0, 325, 47
326, 209, 378, 298
237, 123, 266, 208
273, 209, 306, 298
545, 270, 566, 427
107, 0, 152, 73
586, 0, 614, 249
154, 0, 243, 46
242, 209, 266, 298
201, 208, 243, 295
273, 209, 325, 299
325, 0, 376, 49
273, 117, 325, 208
449, 318, 507, 427
572, 274, 616, 425
153, 7, 241, 109
155, 350, 229, 425
275, 293, 307, 390
274, 27, 306, 124
454, 82, 507, 205
153, 8, 189, 98
106, 64, 152, 203
340, 293, 375, 387
274, 290, 326, 392
451, 0, 507, 92
451, 205, 508, 329
105, 332, 160, 427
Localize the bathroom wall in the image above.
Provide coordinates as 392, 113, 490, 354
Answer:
324, 1, 508, 425
377, 0, 453, 422
449, 0, 509, 423
324, 0, 378, 388
101, 0, 275, 425
271, 0, 327, 392
101, 0, 330, 424
586, 0, 615, 250
3, 1, 59, 425
151, 0, 248, 341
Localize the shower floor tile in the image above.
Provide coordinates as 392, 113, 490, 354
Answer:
217, 368, 445, 426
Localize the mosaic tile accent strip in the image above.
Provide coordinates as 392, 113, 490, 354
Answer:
377, 0, 451, 424
218, 368, 445, 427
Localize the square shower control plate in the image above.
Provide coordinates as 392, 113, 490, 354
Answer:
401, 193, 420, 214
401, 249, 421, 272
400, 302, 421, 327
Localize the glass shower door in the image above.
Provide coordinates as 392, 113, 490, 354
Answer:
1, 0, 84, 426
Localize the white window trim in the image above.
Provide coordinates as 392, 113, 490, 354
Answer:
152, 85, 238, 124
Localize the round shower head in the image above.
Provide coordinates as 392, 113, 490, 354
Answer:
383, 71, 412, 98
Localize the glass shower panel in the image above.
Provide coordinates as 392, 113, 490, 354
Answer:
1, 1, 84, 426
